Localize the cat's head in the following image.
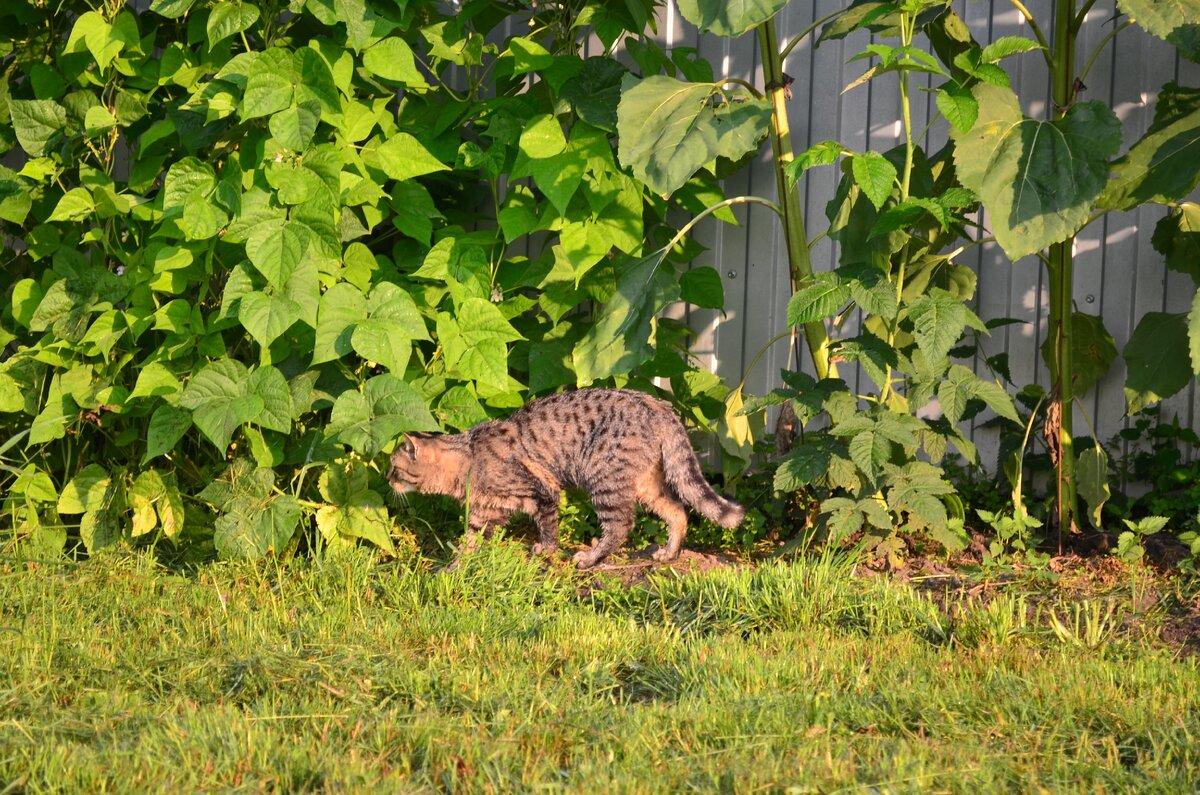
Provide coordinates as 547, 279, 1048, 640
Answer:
387, 432, 436, 494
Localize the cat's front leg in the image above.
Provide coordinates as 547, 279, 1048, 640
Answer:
530, 499, 560, 557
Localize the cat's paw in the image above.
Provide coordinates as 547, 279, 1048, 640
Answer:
573, 549, 601, 569
531, 542, 558, 557
652, 546, 679, 563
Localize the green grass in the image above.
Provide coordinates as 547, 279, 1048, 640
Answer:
1, 541, 1198, 793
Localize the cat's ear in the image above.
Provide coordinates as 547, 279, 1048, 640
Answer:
402, 432, 433, 458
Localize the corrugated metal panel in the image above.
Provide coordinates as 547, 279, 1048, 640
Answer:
648, 1, 1198, 462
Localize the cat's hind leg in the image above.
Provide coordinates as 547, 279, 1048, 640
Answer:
636, 470, 689, 562
574, 499, 634, 569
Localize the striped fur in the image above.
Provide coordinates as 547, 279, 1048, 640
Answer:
387, 388, 744, 568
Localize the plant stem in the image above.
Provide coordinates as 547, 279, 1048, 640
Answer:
756, 17, 835, 381
1049, 0, 1078, 545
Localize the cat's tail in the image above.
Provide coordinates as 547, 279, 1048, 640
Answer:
661, 421, 745, 528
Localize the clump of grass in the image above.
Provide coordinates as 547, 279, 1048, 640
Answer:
1, 541, 1199, 792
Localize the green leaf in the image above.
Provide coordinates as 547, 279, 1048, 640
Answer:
1100, 83, 1200, 211
680, 267, 725, 309
952, 83, 1121, 260
508, 36, 555, 75
617, 74, 770, 196
363, 37, 427, 86
573, 252, 681, 385
328, 374, 439, 456
352, 320, 412, 373
1039, 311, 1117, 396
676, 0, 790, 37
316, 500, 395, 555
774, 439, 838, 491
1152, 203, 1200, 282
907, 288, 984, 361
437, 386, 488, 431
48, 188, 94, 222
163, 157, 216, 216
560, 57, 627, 132
129, 362, 182, 402
313, 282, 367, 364
979, 36, 1043, 63
936, 84, 978, 134
1189, 289, 1200, 375
1123, 312, 1192, 413
207, 2, 260, 47
10, 99, 67, 156
439, 297, 524, 390
143, 405, 192, 465
374, 133, 449, 181
389, 181, 442, 246
787, 273, 849, 326
938, 365, 1019, 425
1077, 445, 1111, 530
519, 114, 568, 159
215, 494, 301, 560
268, 101, 321, 152
242, 48, 295, 119
1117, 0, 1200, 43
247, 366, 293, 433
57, 464, 110, 514
851, 152, 897, 210
237, 291, 300, 348
246, 220, 308, 288
785, 140, 844, 185
149, 0, 197, 18
179, 359, 264, 452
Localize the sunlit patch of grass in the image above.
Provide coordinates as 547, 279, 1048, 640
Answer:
1, 542, 1198, 792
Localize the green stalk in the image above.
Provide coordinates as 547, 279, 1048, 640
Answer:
1049, 0, 1078, 543
756, 17, 836, 381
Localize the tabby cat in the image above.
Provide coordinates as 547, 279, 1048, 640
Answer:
387, 388, 744, 568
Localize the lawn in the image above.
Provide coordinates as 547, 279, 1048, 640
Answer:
1, 541, 1198, 793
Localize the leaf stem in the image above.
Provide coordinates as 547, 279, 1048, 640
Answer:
757, 16, 836, 381
1078, 20, 1132, 87
779, 8, 844, 62
1008, 0, 1053, 67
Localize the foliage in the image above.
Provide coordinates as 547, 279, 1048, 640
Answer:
654, 0, 1025, 560
0, 0, 756, 560
1106, 409, 1200, 546
660, 0, 1200, 552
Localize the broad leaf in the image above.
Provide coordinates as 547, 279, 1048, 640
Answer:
851, 152, 897, 210
179, 359, 264, 452
907, 288, 985, 361
676, 0, 790, 37
1123, 311, 1192, 413
953, 83, 1121, 260
573, 252, 681, 384
1039, 311, 1117, 396
237, 291, 302, 347
215, 494, 302, 560
617, 74, 770, 196
1100, 83, 1200, 211
1077, 445, 1110, 530
328, 374, 439, 456
1117, 0, 1200, 49
207, 2, 260, 47
10, 99, 68, 156
787, 273, 849, 326
363, 37, 427, 86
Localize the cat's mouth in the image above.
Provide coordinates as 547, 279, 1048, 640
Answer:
386, 470, 415, 493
